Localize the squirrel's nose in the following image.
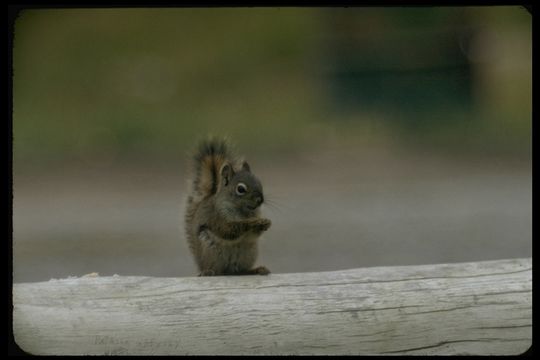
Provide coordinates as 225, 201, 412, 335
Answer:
255, 194, 264, 205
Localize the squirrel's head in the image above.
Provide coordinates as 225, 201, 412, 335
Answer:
217, 161, 265, 216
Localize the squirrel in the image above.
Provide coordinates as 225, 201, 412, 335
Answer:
184, 137, 272, 276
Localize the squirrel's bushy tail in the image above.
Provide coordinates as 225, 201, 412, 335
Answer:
191, 137, 232, 198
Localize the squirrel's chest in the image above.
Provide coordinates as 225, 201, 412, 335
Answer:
199, 231, 258, 272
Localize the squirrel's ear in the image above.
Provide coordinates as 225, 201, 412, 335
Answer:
241, 161, 251, 172
220, 163, 234, 186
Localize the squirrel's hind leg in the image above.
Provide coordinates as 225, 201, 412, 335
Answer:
198, 269, 216, 276
199, 267, 269, 276
240, 266, 271, 276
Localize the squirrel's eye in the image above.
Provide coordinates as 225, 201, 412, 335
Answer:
236, 183, 247, 196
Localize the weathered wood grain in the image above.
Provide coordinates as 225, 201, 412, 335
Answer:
13, 258, 531, 355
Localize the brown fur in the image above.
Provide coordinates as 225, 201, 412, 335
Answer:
184, 138, 271, 276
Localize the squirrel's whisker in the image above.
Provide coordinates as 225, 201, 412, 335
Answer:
263, 195, 290, 212
262, 201, 283, 214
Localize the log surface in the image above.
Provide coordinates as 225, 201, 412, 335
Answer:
13, 258, 532, 355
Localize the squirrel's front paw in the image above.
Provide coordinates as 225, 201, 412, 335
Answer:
253, 218, 271, 233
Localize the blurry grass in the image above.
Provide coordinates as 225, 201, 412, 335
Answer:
12, 7, 531, 171
13, 8, 321, 165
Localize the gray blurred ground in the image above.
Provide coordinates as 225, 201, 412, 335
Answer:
13, 147, 531, 283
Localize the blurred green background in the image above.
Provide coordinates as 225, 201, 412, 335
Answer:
13, 7, 531, 282
13, 7, 531, 166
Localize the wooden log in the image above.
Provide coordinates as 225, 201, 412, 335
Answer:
13, 258, 531, 355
